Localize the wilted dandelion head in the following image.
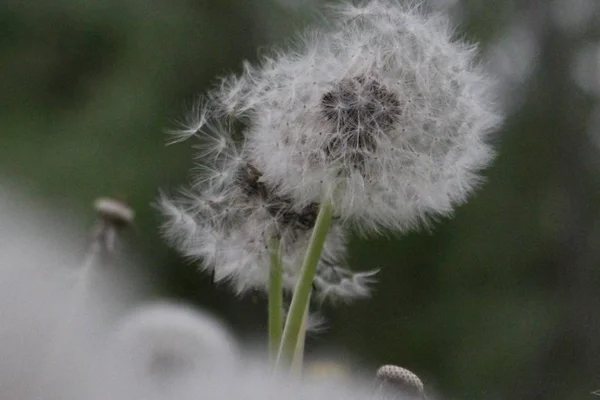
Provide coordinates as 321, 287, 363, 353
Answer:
160, 119, 375, 301
211, 0, 504, 233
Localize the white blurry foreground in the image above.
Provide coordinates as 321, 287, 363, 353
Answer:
0, 188, 395, 400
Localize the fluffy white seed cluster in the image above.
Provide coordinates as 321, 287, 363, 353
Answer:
162, 0, 501, 297
0, 191, 381, 400
111, 303, 239, 379
160, 116, 375, 301
234, 0, 500, 233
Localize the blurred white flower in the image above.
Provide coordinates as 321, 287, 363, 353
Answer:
188, 362, 376, 400
0, 186, 141, 400
102, 302, 239, 399
0, 185, 394, 400
161, 115, 376, 301
212, 0, 502, 234
112, 302, 238, 371
97, 303, 385, 400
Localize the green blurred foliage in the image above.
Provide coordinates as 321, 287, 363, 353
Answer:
3, 1, 600, 399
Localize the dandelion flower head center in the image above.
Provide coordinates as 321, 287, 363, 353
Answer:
320, 75, 401, 164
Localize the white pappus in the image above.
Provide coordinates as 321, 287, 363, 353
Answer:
160, 115, 376, 302
161, 0, 502, 301
219, 0, 502, 234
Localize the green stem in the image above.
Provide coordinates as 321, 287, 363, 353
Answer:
268, 236, 284, 362
290, 295, 310, 375
276, 201, 333, 369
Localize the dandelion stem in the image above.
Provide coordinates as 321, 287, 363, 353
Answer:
276, 201, 333, 369
268, 236, 284, 362
290, 296, 310, 375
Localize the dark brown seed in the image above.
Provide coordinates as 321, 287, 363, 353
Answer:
320, 75, 401, 166
238, 163, 319, 232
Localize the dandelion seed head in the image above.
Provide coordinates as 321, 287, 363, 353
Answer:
110, 302, 238, 383
167, 99, 211, 144
234, 0, 503, 233
160, 123, 374, 300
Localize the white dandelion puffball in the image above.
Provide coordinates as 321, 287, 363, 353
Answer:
110, 302, 238, 380
104, 304, 378, 400
229, 0, 503, 233
161, 117, 376, 301
0, 185, 143, 400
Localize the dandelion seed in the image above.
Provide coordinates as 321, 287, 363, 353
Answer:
312, 266, 378, 304
162, 0, 499, 301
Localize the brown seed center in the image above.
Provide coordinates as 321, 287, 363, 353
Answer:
239, 163, 318, 231
320, 76, 401, 164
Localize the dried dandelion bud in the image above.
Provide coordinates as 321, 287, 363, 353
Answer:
93, 197, 135, 227
92, 197, 134, 253
376, 365, 426, 400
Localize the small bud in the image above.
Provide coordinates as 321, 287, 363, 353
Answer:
376, 365, 426, 400
243, 0, 502, 235
92, 197, 134, 253
93, 197, 135, 228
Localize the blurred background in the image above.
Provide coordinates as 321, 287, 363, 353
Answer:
2, 0, 600, 398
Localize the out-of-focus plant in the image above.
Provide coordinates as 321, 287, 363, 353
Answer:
0, 184, 420, 399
